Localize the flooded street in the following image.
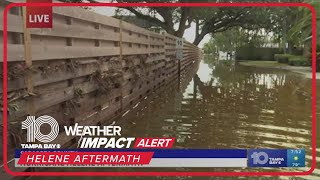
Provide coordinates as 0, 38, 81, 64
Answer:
31, 56, 319, 180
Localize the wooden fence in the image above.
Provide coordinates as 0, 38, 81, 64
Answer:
0, 1, 201, 172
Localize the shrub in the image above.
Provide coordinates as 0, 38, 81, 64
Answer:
274, 54, 292, 63
288, 56, 311, 66
221, 60, 232, 66
235, 47, 282, 61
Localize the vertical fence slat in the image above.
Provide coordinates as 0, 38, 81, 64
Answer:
22, 7, 35, 115
119, 19, 124, 112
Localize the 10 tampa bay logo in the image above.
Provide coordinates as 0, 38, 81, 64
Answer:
21, 115, 61, 149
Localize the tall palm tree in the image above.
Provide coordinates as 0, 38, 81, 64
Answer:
287, 0, 320, 70
288, 1, 320, 51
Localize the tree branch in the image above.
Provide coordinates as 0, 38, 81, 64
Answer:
175, 7, 191, 37
121, 7, 167, 28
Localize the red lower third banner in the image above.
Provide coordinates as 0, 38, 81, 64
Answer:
26, 0, 52, 28
17, 152, 154, 165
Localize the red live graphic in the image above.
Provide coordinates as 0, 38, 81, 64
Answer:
26, 0, 52, 28
18, 152, 154, 165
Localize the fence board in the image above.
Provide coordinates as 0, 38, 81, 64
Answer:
54, 7, 120, 28
1, 45, 120, 62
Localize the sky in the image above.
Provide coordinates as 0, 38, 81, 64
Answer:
92, 6, 210, 48
182, 22, 211, 48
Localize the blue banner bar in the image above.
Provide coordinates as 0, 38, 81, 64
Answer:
15, 149, 247, 158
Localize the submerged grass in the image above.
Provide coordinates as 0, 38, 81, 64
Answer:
238, 60, 288, 68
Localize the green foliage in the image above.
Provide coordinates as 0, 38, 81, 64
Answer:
203, 55, 218, 65
203, 39, 216, 54
239, 61, 287, 68
274, 54, 292, 63
288, 1, 320, 45
288, 55, 311, 66
203, 27, 271, 55
236, 47, 281, 61
221, 60, 232, 66
61, 0, 306, 46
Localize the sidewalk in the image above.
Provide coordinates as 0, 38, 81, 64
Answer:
278, 66, 319, 80
239, 61, 320, 80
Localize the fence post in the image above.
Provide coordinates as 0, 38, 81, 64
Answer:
148, 32, 151, 57
22, 7, 35, 116
119, 19, 123, 112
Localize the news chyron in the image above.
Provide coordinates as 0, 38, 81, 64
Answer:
15, 115, 305, 168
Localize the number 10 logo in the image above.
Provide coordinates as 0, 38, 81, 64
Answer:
21, 115, 59, 143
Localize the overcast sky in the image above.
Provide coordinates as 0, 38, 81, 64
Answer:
93, 6, 210, 48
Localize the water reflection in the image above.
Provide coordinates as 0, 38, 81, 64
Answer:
30, 56, 319, 180
118, 57, 317, 179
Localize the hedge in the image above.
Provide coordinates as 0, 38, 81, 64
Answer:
235, 47, 282, 61
288, 56, 311, 66
274, 54, 292, 63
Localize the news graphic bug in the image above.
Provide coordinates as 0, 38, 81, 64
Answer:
21, 115, 59, 143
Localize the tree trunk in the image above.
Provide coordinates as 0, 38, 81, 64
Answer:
282, 18, 287, 54
174, 29, 185, 38
288, 40, 294, 54
193, 31, 207, 46
195, 19, 199, 39
174, 8, 190, 38
303, 43, 310, 57
316, 51, 320, 72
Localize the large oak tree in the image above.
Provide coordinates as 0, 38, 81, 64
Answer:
64, 0, 303, 45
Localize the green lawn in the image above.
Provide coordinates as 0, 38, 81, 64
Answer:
238, 61, 288, 68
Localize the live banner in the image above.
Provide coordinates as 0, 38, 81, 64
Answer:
26, 0, 52, 28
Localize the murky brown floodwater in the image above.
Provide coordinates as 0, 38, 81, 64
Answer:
31, 56, 319, 180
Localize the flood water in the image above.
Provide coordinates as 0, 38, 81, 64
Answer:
31, 56, 320, 180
